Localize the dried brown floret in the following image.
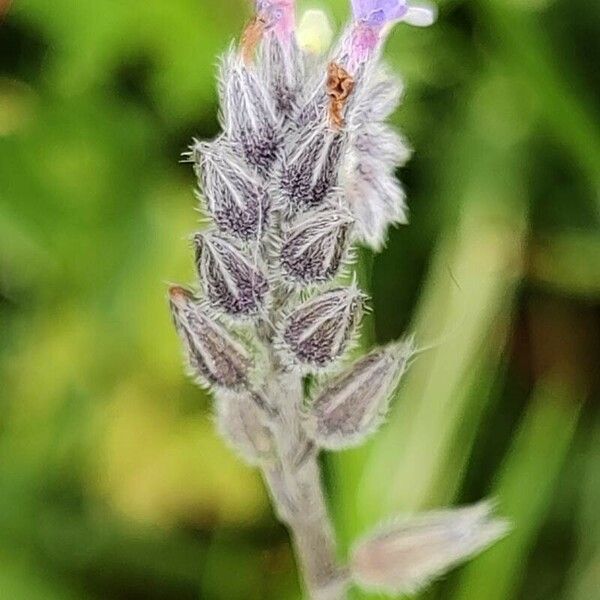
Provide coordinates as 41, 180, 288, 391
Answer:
327, 62, 355, 129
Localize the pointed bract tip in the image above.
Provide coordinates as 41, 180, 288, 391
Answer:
169, 285, 254, 389
169, 285, 192, 304
308, 338, 413, 450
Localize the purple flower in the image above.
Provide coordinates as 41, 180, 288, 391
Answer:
351, 0, 409, 28
257, 0, 296, 40
347, 0, 437, 69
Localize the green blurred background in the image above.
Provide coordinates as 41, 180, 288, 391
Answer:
1, 0, 598, 598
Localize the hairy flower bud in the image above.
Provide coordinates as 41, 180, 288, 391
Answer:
259, 35, 304, 117
215, 389, 275, 466
279, 123, 347, 214
351, 66, 404, 127
169, 286, 253, 389
279, 203, 354, 285
353, 123, 412, 169
194, 140, 271, 241
220, 52, 282, 178
307, 340, 414, 449
344, 154, 407, 250
351, 501, 510, 595
280, 285, 366, 369
194, 232, 269, 318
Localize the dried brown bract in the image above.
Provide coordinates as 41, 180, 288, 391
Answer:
327, 62, 355, 129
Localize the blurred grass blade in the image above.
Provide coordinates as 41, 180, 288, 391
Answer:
477, 0, 600, 198
565, 417, 600, 600
452, 378, 583, 600
0, 553, 79, 600
356, 198, 526, 522
529, 230, 600, 300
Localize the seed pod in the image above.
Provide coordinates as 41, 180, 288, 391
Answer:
279, 204, 354, 285
194, 232, 269, 318
169, 286, 253, 389
215, 389, 274, 466
280, 285, 366, 369
307, 340, 414, 450
351, 501, 510, 596
194, 140, 271, 241
279, 122, 347, 214
220, 51, 282, 178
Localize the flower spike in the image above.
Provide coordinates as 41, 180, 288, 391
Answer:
168, 6, 506, 599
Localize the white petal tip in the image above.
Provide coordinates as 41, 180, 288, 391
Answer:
404, 3, 438, 27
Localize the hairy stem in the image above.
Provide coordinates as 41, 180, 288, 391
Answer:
261, 374, 348, 600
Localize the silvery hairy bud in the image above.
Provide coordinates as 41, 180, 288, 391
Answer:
280, 284, 366, 369
259, 36, 304, 118
306, 340, 414, 450
353, 123, 412, 169
350, 65, 404, 127
278, 121, 347, 215
193, 140, 271, 241
351, 501, 510, 595
215, 389, 275, 466
220, 52, 282, 178
344, 153, 408, 251
279, 203, 354, 285
194, 231, 269, 318
169, 286, 253, 389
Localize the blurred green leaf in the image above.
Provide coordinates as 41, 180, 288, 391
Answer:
453, 378, 583, 600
